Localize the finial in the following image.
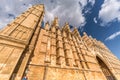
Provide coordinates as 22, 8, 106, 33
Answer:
73, 27, 79, 36
65, 22, 69, 25
83, 32, 89, 37
52, 17, 59, 27
83, 32, 87, 35
63, 22, 71, 33
44, 21, 50, 30
89, 35, 92, 38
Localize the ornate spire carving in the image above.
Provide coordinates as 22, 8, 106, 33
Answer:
72, 27, 80, 36
52, 17, 59, 27
64, 22, 71, 32
44, 21, 50, 30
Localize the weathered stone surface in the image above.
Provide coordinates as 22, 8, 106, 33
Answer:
46, 68, 85, 80
27, 66, 45, 80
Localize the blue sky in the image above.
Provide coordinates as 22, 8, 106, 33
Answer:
0, 0, 120, 59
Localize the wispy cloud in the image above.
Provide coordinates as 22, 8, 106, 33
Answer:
0, 0, 40, 28
88, 0, 95, 6
0, 0, 95, 29
40, 0, 95, 27
98, 0, 120, 26
93, 17, 97, 23
105, 31, 120, 41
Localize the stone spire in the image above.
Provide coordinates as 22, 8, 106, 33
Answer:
62, 22, 72, 40
83, 32, 88, 36
0, 4, 44, 80
50, 17, 59, 33
52, 17, 59, 27
44, 21, 50, 30
72, 27, 80, 36
63, 22, 71, 33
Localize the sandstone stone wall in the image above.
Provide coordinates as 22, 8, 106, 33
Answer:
0, 4, 120, 80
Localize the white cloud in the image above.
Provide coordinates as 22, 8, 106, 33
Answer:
0, 0, 40, 29
40, 0, 88, 27
0, 0, 95, 29
41, 0, 95, 27
98, 0, 120, 26
89, 0, 95, 6
93, 17, 97, 23
105, 31, 120, 41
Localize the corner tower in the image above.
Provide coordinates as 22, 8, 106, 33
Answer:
0, 4, 44, 80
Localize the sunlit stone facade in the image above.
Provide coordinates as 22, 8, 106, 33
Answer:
0, 4, 120, 80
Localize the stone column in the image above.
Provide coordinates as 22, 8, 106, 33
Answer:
56, 29, 66, 67
50, 23, 57, 66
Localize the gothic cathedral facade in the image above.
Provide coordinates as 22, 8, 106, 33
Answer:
0, 4, 120, 80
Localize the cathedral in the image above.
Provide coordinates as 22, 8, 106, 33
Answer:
0, 4, 120, 80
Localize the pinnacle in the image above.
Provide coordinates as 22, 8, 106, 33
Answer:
52, 17, 59, 27
61, 22, 71, 33
72, 27, 79, 35
44, 21, 50, 30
